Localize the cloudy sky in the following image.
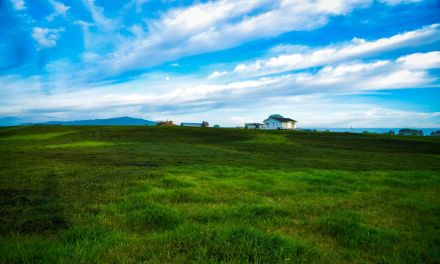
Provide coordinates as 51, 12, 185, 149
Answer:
1, 0, 439, 127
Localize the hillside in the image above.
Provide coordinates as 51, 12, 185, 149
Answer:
25, 116, 156, 126
0, 126, 439, 263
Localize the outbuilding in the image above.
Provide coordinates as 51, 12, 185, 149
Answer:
245, 123, 264, 129
180, 123, 203, 127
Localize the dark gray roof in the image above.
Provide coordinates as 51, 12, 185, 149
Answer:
266, 117, 297, 122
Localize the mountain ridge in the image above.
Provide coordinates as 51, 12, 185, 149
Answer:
22, 116, 156, 126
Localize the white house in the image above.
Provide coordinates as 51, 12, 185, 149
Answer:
262, 115, 297, 130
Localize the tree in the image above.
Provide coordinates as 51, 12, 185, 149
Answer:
386, 130, 395, 135
201, 121, 209, 127
399, 128, 423, 136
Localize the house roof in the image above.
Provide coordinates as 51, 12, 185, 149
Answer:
265, 117, 297, 123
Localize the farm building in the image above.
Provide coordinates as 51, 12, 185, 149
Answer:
180, 121, 209, 127
262, 114, 297, 130
180, 123, 203, 127
245, 123, 264, 129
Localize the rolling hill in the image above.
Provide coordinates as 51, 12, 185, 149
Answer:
29, 116, 156, 126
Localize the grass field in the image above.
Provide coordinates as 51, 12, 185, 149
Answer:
0, 126, 439, 264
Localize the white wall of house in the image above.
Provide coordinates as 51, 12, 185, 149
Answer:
263, 118, 282, 130
263, 118, 296, 130
282, 121, 296, 129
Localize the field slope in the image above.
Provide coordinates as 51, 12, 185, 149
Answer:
0, 126, 439, 263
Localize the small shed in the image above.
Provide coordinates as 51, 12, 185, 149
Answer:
180, 123, 203, 127
245, 123, 264, 129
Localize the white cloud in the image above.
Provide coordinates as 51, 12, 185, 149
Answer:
105, 0, 372, 73
31, 27, 64, 48
355, 69, 430, 90
9, 0, 25, 10
81, 0, 115, 29
125, 0, 150, 12
75, 0, 122, 63
51, 0, 69, 14
208, 71, 228, 79
253, 58, 433, 95
396, 51, 440, 69
2, 52, 438, 123
67, 0, 431, 78
233, 24, 440, 76
46, 0, 70, 21
4, 1, 438, 127
2, 74, 438, 127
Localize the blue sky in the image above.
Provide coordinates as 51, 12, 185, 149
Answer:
0, 0, 439, 127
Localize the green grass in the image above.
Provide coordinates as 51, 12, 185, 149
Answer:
0, 126, 439, 263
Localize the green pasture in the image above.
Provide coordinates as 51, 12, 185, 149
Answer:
0, 126, 439, 263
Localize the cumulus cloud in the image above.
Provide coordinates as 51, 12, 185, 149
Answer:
232, 24, 440, 76
396, 51, 440, 69
31, 27, 64, 48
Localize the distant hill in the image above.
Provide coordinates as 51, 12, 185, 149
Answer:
0, 117, 22, 126
26, 117, 157, 126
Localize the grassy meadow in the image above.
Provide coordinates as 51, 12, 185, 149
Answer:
0, 126, 439, 263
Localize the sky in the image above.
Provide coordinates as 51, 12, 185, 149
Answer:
0, 0, 439, 127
